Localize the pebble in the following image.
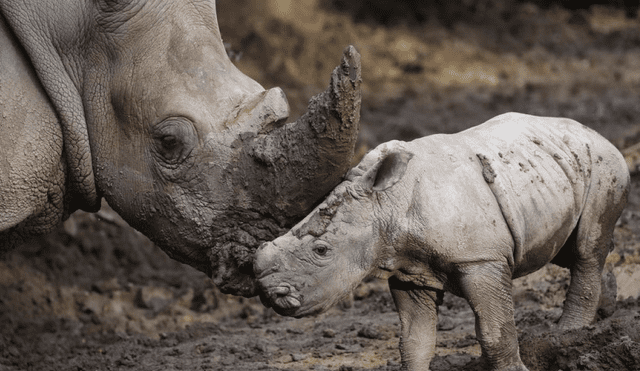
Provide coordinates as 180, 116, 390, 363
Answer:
8, 346, 20, 357
614, 264, 640, 300
322, 328, 336, 338
357, 324, 389, 340
291, 353, 309, 361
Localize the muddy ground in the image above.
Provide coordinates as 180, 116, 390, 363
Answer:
2, 1, 640, 370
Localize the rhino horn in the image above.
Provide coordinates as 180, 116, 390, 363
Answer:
228, 87, 291, 135
247, 45, 362, 222
209, 46, 361, 296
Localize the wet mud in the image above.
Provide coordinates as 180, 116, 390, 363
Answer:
2, 1, 640, 370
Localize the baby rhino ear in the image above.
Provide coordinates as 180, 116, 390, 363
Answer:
362, 150, 413, 192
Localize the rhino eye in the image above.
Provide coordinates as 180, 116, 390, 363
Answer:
160, 135, 178, 151
312, 245, 329, 257
152, 118, 197, 165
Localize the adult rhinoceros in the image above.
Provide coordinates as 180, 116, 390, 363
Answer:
0, 0, 361, 297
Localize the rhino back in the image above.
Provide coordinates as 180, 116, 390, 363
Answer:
0, 14, 66, 247
394, 113, 620, 277
463, 114, 597, 274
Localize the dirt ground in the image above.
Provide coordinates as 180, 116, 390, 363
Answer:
2, 1, 640, 370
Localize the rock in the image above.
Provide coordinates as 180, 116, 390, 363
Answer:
291, 353, 309, 361
7, 345, 20, 358
335, 343, 361, 353
322, 328, 336, 338
357, 324, 391, 340
91, 277, 121, 294
437, 314, 457, 331
135, 286, 173, 312
614, 264, 640, 300
77, 292, 106, 315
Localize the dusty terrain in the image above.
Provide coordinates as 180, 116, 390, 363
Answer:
2, 1, 640, 370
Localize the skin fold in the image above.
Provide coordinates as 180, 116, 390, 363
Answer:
0, 0, 362, 296
254, 112, 630, 371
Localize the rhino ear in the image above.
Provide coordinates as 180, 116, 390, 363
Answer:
361, 150, 413, 192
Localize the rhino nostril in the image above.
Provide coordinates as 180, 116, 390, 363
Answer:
270, 286, 290, 297
268, 285, 301, 310
255, 264, 280, 280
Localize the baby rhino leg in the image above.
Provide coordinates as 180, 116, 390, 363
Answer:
556, 159, 627, 329
389, 277, 441, 371
557, 199, 624, 329
456, 261, 528, 371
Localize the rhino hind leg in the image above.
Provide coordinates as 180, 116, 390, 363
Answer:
554, 219, 619, 329
554, 228, 613, 329
554, 164, 628, 329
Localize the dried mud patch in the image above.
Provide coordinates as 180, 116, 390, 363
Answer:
519, 300, 640, 371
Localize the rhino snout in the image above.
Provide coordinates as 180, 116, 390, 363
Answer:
254, 241, 284, 279
260, 283, 301, 313
269, 285, 301, 307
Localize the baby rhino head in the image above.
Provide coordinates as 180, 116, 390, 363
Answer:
253, 149, 413, 317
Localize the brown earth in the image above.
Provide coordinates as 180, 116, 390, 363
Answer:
2, 1, 640, 370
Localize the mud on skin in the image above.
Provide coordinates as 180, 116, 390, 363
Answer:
2, 0, 640, 370
255, 114, 630, 371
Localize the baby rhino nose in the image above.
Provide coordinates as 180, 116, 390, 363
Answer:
269, 284, 301, 310
269, 286, 290, 298
254, 242, 280, 279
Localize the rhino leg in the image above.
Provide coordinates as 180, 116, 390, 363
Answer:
389, 277, 442, 371
554, 175, 627, 329
553, 235, 610, 329
456, 262, 529, 371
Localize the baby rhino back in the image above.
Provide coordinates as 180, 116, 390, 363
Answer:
457, 113, 626, 276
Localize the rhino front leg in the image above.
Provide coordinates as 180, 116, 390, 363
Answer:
455, 261, 529, 371
389, 277, 442, 371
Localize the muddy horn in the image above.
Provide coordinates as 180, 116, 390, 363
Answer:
209, 46, 362, 297
249, 45, 362, 221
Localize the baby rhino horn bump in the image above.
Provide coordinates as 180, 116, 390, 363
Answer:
254, 242, 281, 278
361, 150, 414, 192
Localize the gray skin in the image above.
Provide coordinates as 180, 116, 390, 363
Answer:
0, 0, 362, 297
254, 113, 630, 371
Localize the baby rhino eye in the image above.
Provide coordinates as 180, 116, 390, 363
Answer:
313, 244, 329, 257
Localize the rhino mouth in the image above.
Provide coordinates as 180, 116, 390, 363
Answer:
260, 284, 303, 316
260, 289, 334, 318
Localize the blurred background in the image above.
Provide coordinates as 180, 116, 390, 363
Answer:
218, 0, 640, 150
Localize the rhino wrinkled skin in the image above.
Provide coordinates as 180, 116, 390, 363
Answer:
0, 0, 361, 296
254, 113, 630, 371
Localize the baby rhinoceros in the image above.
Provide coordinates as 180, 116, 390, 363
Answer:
254, 112, 630, 371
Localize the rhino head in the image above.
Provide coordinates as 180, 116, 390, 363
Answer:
0, 0, 361, 296
254, 149, 412, 316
